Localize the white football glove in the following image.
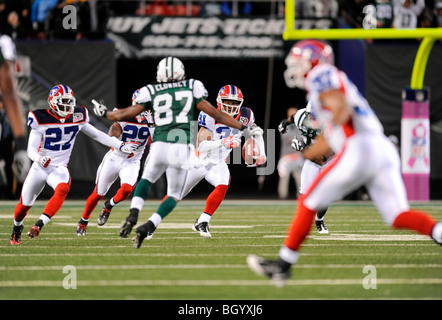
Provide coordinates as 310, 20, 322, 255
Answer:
246, 154, 267, 168
92, 99, 108, 117
12, 150, 31, 182
119, 141, 141, 154
247, 125, 264, 137
38, 155, 51, 168
291, 137, 306, 151
222, 135, 241, 149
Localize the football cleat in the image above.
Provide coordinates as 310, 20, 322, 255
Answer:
192, 219, 212, 238
246, 254, 292, 288
10, 225, 24, 245
27, 225, 41, 239
119, 210, 139, 238
76, 222, 87, 236
132, 220, 156, 249
315, 219, 329, 234
97, 205, 111, 226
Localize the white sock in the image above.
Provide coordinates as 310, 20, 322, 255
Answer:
432, 222, 442, 243
14, 220, 23, 227
149, 212, 162, 227
39, 214, 51, 226
279, 246, 300, 265
198, 212, 211, 224
130, 196, 144, 211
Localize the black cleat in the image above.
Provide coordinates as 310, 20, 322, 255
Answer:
10, 225, 24, 245
315, 219, 329, 234
97, 205, 111, 226
76, 222, 87, 236
119, 209, 139, 238
246, 255, 292, 288
132, 220, 156, 249
192, 219, 212, 238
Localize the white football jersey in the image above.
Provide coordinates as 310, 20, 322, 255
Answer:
305, 63, 384, 152
27, 106, 90, 167
197, 107, 255, 163
112, 109, 154, 161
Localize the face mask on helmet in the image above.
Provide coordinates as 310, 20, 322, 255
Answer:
156, 57, 186, 83
48, 84, 76, 118
284, 39, 334, 89
216, 85, 243, 117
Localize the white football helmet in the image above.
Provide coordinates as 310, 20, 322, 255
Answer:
216, 85, 244, 117
156, 57, 186, 83
284, 39, 334, 89
48, 84, 76, 118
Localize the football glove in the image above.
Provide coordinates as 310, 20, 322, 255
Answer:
92, 99, 108, 117
222, 135, 241, 149
119, 141, 141, 154
38, 155, 51, 168
278, 118, 290, 134
291, 137, 306, 151
247, 125, 264, 137
246, 154, 267, 168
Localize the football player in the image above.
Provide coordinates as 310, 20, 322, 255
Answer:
278, 102, 333, 234
9, 84, 139, 245
75, 89, 155, 236
92, 57, 262, 248
181, 84, 266, 238
247, 39, 442, 287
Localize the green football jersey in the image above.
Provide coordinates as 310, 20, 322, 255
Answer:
134, 79, 208, 144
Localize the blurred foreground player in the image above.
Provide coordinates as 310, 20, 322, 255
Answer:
76, 90, 155, 236
9, 84, 139, 245
247, 39, 442, 287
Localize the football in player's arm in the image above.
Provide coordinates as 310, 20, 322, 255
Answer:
9, 84, 139, 245
92, 57, 263, 248
173, 85, 267, 238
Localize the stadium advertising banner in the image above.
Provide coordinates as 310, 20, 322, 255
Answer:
107, 16, 335, 59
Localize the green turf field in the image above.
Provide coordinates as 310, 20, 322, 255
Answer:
0, 200, 441, 300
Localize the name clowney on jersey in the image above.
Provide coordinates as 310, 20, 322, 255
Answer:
112, 108, 153, 161
305, 64, 384, 152
197, 106, 255, 163
27, 106, 89, 167
132, 79, 208, 144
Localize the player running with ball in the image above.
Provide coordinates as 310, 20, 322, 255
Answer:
247, 39, 442, 287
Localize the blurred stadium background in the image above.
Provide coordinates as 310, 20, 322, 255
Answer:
2, 0, 442, 201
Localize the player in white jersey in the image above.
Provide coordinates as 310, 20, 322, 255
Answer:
247, 39, 442, 287
278, 102, 333, 234
92, 57, 261, 248
76, 89, 155, 236
180, 85, 266, 238
9, 84, 139, 245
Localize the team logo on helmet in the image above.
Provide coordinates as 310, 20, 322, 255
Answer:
284, 39, 334, 89
132, 88, 140, 105
216, 85, 244, 117
48, 84, 76, 118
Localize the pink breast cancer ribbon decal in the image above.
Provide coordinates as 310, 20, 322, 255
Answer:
408, 123, 428, 168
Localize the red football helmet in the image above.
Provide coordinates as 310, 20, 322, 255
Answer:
284, 39, 334, 89
48, 84, 75, 118
216, 85, 243, 117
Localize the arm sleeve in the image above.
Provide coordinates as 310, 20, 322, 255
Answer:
198, 139, 223, 154
254, 133, 266, 157
81, 123, 122, 149
27, 129, 43, 163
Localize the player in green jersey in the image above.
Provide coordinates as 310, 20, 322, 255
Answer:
93, 56, 260, 248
